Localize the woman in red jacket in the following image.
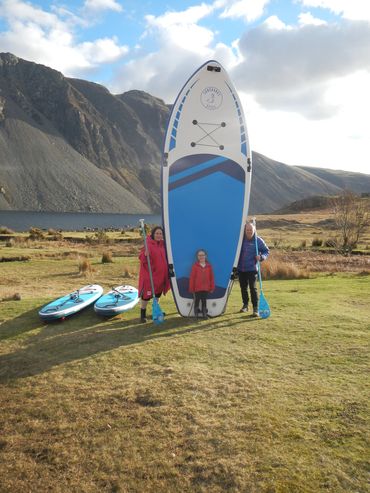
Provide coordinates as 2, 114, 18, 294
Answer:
138, 226, 170, 322
189, 249, 215, 318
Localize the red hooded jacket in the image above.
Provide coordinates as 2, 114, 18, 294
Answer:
189, 262, 215, 293
138, 235, 170, 299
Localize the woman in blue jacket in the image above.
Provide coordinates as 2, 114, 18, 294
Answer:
237, 222, 269, 317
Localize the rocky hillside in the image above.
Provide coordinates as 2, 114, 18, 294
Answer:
0, 53, 369, 214
0, 53, 166, 213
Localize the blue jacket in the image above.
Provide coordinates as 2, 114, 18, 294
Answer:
237, 235, 269, 272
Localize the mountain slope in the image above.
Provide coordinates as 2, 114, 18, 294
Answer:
296, 166, 370, 194
250, 153, 341, 213
0, 52, 369, 214
0, 52, 164, 212
0, 97, 150, 212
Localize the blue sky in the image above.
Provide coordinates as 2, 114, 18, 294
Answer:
0, 0, 369, 174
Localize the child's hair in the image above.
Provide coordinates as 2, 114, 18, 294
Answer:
150, 226, 164, 240
196, 249, 207, 259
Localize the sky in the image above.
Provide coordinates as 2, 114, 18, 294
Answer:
0, 0, 369, 174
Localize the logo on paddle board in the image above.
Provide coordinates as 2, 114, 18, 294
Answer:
200, 86, 223, 110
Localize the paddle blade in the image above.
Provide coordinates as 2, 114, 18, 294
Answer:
258, 292, 270, 319
152, 298, 165, 324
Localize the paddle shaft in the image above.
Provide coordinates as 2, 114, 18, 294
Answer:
252, 218, 263, 292
139, 219, 156, 299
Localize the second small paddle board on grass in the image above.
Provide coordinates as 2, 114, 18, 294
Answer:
94, 285, 139, 317
39, 284, 103, 321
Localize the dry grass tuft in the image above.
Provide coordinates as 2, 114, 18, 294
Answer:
0, 292, 21, 301
101, 251, 113, 263
0, 255, 30, 262
261, 256, 310, 280
312, 237, 323, 247
78, 258, 93, 275
122, 265, 137, 279
272, 250, 369, 273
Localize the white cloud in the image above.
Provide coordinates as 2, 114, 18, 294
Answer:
244, 71, 370, 173
0, 0, 128, 76
84, 0, 123, 13
219, 0, 270, 22
298, 0, 370, 21
144, 4, 215, 53
232, 19, 370, 118
111, 3, 227, 97
147, 3, 214, 26
264, 15, 290, 30
298, 12, 327, 25
80, 37, 128, 64
1, 0, 66, 29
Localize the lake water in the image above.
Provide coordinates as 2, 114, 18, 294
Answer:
0, 211, 162, 232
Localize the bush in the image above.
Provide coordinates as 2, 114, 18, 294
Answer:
0, 226, 14, 234
101, 251, 113, 263
29, 227, 45, 240
85, 230, 110, 244
95, 230, 110, 244
299, 240, 307, 249
47, 229, 63, 240
312, 237, 323, 247
324, 238, 337, 248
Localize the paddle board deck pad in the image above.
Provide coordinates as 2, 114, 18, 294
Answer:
162, 60, 251, 317
94, 285, 139, 317
39, 284, 104, 321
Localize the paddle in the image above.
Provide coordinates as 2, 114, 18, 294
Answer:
252, 217, 271, 319
139, 219, 165, 324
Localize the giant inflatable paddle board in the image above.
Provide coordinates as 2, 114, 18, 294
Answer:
162, 60, 251, 317
94, 285, 139, 317
39, 285, 103, 321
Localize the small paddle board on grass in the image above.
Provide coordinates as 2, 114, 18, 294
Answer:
162, 60, 251, 317
94, 285, 139, 317
39, 284, 103, 321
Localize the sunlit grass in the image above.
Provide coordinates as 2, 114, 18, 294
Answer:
0, 215, 369, 492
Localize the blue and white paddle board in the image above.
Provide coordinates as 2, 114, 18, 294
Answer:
162, 60, 251, 317
39, 284, 103, 321
94, 285, 139, 317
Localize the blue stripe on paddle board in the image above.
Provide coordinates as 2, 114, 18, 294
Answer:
169, 155, 244, 191
167, 80, 199, 152
225, 81, 248, 157
169, 155, 225, 184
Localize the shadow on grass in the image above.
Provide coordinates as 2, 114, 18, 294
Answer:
0, 305, 258, 382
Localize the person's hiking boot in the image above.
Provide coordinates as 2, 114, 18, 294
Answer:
239, 304, 248, 313
140, 308, 147, 323
202, 306, 208, 319
252, 308, 259, 318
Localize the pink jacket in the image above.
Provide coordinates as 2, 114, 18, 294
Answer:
138, 236, 170, 298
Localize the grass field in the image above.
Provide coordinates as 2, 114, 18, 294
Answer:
0, 216, 369, 492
